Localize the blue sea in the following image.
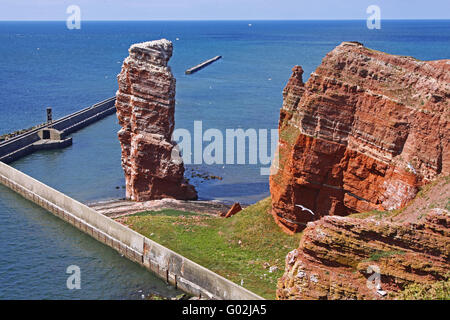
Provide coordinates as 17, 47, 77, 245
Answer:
0, 20, 449, 299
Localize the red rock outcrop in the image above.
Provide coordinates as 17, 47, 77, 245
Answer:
115, 39, 197, 201
221, 202, 243, 218
270, 41, 450, 233
277, 205, 450, 300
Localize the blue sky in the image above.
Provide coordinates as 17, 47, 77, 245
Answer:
1, 0, 449, 20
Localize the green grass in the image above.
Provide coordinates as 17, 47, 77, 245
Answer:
396, 278, 450, 300
367, 250, 406, 262
279, 125, 300, 146
350, 175, 450, 221
120, 197, 302, 299
128, 209, 204, 217
416, 177, 441, 199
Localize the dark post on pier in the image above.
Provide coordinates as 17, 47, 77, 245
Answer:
185, 56, 222, 75
46, 107, 52, 123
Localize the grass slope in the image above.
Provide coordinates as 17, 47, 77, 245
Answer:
396, 278, 450, 300
119, 197, 301, 299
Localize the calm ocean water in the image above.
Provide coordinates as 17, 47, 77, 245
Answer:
0, 20, 449, 299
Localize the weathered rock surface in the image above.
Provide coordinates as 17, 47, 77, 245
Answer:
116, 39, 197, 201
277, 205, 450, 300
221, 202, 243, 218
270, 41, 450, 233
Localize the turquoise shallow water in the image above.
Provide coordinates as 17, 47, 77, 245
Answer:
0, 20, 449, 299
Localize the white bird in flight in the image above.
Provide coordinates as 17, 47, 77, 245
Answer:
295, 204, 315, 215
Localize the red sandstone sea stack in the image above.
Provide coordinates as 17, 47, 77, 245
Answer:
270, 41, 450, 233
115, 39, 197, 201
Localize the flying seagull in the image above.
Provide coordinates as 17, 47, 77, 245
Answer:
295, 204, 315, 216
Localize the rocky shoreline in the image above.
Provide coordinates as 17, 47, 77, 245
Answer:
102, 40, 449, 300
88, 198, 236, 218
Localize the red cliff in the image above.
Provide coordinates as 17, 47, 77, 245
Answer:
277, 206, 449, 300
277, 173, 450, 299
115, 39, 197, 201
270, 41, 450, 233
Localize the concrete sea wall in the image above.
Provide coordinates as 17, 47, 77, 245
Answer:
0, 97, 116, 163
52, 97, 116, 136
0, 161, 263, 300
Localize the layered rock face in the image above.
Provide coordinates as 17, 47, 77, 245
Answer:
270, 42, 450, 233
115, 39, 197, 201
277, 207, 449, 300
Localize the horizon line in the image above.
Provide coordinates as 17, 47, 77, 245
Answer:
1, 18, 449, 22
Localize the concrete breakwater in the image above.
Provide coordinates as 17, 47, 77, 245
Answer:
0, 161, 263, 300
0, 97, 116, 164
185, 56, 222, 74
